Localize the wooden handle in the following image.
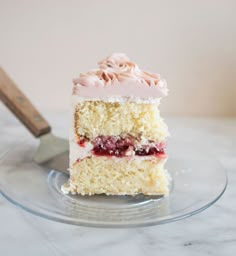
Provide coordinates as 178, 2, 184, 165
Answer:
0, 67, 51, 137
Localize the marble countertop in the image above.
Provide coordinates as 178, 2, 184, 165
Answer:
0, 107, 236, 256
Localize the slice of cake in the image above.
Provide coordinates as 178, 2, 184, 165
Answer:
62, 53, 170, 196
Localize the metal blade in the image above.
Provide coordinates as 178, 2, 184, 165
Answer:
40, 151, 69, 174
33, 133, 69, 173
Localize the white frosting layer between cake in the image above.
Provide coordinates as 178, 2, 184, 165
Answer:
69, 140, 93, 165
69, 140, 167, 165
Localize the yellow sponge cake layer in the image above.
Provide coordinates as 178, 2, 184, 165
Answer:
74, 101, 168, 142
63, 156, 169, 196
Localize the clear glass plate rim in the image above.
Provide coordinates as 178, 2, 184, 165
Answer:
0, 182, 227, 228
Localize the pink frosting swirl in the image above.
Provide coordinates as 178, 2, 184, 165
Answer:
73, 53, 168, 97
73, 70, 117, 87
98, 53, 136, 74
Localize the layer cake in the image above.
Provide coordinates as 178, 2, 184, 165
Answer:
62, 53, 170, 196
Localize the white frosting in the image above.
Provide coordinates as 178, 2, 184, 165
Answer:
71, 92, 161, 104
73, 53, 168, 100
70, 142, 167, 166
69, 141, 93, 165
69, 139, 167, 166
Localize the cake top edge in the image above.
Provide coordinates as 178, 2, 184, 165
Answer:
73, 53, 168, 98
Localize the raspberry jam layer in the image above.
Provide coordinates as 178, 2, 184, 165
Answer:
78, 135, 166, 158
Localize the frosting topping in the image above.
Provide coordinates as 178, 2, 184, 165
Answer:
73, 53, 168, 99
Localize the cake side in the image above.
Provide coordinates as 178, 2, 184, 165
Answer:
74, 99, 168, 142
63, 156, 169, 196
66, 97, 170, 195
63, 53, 170, 196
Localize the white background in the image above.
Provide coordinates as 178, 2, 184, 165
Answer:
0, 0, 235, 116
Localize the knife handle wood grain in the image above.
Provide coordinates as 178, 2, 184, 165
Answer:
0, 67, 51, 137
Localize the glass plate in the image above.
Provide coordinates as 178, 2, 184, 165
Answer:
0, 138, 227, 228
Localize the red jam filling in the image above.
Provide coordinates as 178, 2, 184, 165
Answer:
93, 145, 165, 157
89, 136, 166, 158
77, 140, 86, 147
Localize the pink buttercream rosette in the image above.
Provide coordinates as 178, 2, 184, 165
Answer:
73, 53, 164, 87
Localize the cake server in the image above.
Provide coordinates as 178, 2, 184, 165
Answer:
0, 67, 69, 174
